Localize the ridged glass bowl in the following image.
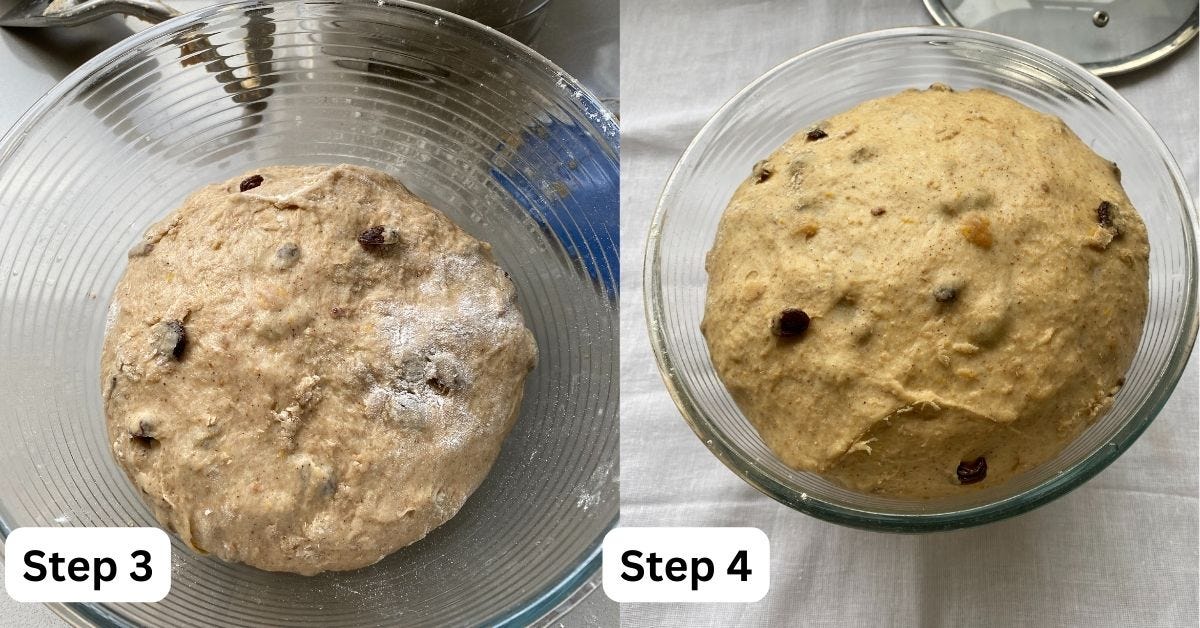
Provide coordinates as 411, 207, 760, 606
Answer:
646, 27, 1196, 532
0, 1, 618, 625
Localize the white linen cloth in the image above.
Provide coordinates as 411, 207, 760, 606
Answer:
619, 1, 1198, 626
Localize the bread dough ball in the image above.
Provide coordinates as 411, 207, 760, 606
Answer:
702, 85, 1148, 498
102, 164, 537, 574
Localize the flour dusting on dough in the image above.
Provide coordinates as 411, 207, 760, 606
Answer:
101, 164, 537, 574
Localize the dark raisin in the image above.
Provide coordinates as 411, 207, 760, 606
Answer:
805, 128, 828, 142
871, 207, 886, 216
132, 420, 154, 439
1110, 161, 1121, 181
772, 308, 810, 338
1094, 201, 1118, 238
152, 320, 187, 360
357, 225, 402, 249
957, 457, 987, 484
130, 420, 158, 449
358, 226, 383, 245
934, 287, 958, 303
239, 174, 264, 192
752, 160, 774, 183
167, 321, 186, 358
272, 243, 300, 270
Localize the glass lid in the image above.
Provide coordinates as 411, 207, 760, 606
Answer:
924, 0, 1198, 75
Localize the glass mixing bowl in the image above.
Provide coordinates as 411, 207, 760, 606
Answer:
646, 27, 1197, 532
0, 1, 618, 625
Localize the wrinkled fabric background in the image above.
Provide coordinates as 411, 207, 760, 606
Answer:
619, 1, 1198, 626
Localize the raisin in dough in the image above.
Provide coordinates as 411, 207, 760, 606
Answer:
702, 85, 1148, 499
102, 164, 537, 574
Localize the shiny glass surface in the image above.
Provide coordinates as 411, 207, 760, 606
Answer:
925, 0, 1198, 75
646, 27, 1196, 532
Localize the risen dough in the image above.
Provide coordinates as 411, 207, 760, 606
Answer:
102, 164, 536, 574
702, 85, 1148, 498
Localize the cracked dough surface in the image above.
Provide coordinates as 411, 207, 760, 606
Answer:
702, 86, 1148, 498
102, 164, 536, 574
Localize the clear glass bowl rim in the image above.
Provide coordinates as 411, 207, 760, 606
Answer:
0, 0, 618, 625
644, 25, 1199, 533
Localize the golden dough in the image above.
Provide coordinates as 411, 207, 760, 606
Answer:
702, 86, 1148, 498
